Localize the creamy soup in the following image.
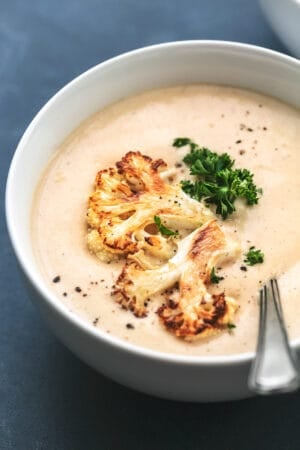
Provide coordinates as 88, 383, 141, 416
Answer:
32, 85, 300, 356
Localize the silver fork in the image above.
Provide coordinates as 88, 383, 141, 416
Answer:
248, 278, 300, 394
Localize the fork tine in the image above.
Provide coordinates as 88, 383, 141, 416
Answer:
270, 278, 283, 316
258, 284, 267, 337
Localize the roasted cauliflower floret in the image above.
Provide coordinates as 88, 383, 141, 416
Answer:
87, 151, 213, 263
113, 220, 240, 339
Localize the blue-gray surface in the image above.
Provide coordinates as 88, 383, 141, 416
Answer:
1, 0, 299, 449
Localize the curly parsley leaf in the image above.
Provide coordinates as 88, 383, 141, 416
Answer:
154, 216, 178, 237
174, 138, 262, 220
174, 137, 233, 174
210, 267, 224, 284
244, 246, 264, 266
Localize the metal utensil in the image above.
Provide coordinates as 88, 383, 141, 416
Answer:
248, 278, 300, 394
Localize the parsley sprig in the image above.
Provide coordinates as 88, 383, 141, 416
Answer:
173, 138, 262, 219
210, 267, 224, 284
154, 216, 178, 237
244, 246, 264, 265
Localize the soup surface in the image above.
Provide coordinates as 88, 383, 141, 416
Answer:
32, 85, 300, 356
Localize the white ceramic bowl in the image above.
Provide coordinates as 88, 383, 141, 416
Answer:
260, 0, 300, 59
6, 41, 300, 402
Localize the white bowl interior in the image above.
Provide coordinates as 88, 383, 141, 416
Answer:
6, 41, 300, 360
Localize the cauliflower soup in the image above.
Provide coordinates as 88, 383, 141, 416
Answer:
32, 85, 300, 356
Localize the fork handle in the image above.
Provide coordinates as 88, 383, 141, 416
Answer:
248, 279, 300, 394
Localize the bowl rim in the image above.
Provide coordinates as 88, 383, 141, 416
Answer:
5, 40, 300, 367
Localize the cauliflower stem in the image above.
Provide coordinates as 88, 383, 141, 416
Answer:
113, 219, 240, 340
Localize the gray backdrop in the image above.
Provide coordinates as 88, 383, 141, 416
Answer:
1, 1, 299, 449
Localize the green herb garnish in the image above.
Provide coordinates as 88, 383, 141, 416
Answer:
227, 323, 236, 330
154, 216, 178, 237
244, 246, 264, 266
173, 137, 262, 220
210, 267, 224, 284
